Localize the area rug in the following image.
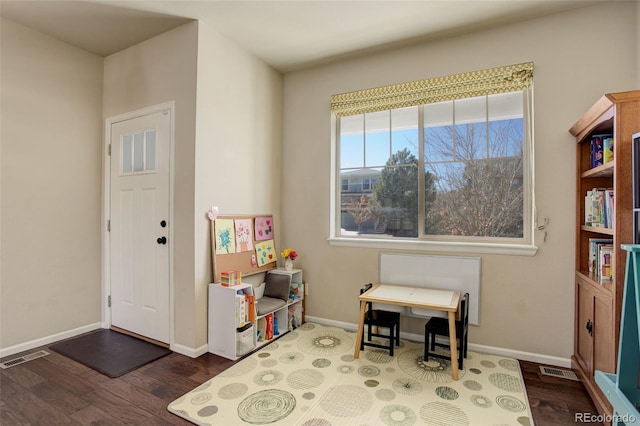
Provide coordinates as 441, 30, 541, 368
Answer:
49, 329, 171, 378
168, 323, 532, 426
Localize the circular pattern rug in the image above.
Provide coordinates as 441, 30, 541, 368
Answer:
168, 323, 532, 425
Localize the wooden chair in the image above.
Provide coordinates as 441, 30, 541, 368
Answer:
360, 283, 401, 356
423, 292, 469, 369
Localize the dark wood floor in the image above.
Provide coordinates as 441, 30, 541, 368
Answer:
1, 345, 601, 425
519, 360, 602, 426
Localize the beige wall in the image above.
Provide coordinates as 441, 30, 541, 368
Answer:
103, 22, 200, 350
2, 1, 637, 361
104, 21, 198, 348
281, 1, 638, 359
1, 17, 282, 356
1, 18, 104, 348
103, 21, 283, 352
192, 22, 283, 350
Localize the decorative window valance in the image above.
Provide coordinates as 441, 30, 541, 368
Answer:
330, 62, 533, 117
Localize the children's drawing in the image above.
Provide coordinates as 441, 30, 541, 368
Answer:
235, 219, 253, 252
255, 239, 276, 267
215, 219, 236, 254
254, 216, 273, 241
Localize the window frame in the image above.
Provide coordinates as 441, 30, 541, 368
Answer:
328, 63, 537, 256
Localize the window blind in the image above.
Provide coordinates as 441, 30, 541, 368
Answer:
330, 62, 533, 117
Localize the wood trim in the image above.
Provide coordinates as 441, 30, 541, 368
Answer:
110, 326, 170, 349
569, 95, 614, 140
572, 356, 613, 423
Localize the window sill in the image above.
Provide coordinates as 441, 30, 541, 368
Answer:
327, 236, 538, 256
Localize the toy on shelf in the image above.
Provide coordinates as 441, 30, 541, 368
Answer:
221, 270, 242, 286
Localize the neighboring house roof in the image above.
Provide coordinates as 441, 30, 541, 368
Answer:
339, 169, 381, 178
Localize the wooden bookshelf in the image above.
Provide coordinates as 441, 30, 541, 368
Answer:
569, 90, 640, 420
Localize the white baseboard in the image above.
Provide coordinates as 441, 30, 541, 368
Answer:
0, 322, 103, 359
3, 317, 570, 368
172, 342, 208, 359
0, 322, 210, 361
305, 315, 571, 368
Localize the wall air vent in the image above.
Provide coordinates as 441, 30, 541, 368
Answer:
539, 366, 579, 381
0, 350, 49, 369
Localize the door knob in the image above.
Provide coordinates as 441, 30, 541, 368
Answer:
157, 236, 167, 244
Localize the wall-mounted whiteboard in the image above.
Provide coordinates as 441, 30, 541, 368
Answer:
379, 253, 481, 325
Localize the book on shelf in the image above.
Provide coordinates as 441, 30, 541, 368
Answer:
605, 190, 614, 228
265, 313, 274, 340
245, 294, 256, 322
590, 134, 612, 168
585, 188, 614, 228
599, 244, 613, 282
235, 294, 247, 327
588, 238, 613, 279
603, 136, 614, 164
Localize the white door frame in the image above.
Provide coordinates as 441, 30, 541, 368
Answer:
102, 101, 175, 348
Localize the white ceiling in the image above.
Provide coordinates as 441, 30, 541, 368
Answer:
1, 0, 601, 72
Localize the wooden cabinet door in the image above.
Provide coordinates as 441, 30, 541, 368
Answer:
593, 292, 615, 374
576, 278, 594, 375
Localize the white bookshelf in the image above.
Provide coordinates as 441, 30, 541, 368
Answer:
208, 268, 304, 360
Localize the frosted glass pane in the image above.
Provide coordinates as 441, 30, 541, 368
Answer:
424, 101, 453, 127
455, 96, 486, 124
340, 115, 364, 169
424, 101, 453, 163
488, 92, 523, 120
146, 130, 156, 171
122, 134, 132, 173
391, 106, 418, 158
134, 132, 144, 172
365, 110, 389, 167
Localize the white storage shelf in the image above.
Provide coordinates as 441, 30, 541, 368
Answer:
208, 268, 304, 360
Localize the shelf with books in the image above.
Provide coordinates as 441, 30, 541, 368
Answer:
208, 268, 306, 360
582, 161, 614, 179
569, 90, 640, 419
576, 270, 614, 292
580, 225, 614, 235
584, 187, 614, 229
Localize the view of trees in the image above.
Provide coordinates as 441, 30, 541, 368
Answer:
343, 119, 524, 239
423, 121, 524, 238
425, 157, 523, 237
344, 194, 372, 234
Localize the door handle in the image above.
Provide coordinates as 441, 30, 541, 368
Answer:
157, 236, 167, 245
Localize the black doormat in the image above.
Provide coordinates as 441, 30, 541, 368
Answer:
49, 329, 171, 378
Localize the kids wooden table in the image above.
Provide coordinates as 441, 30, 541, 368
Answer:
355, 283, 462, 380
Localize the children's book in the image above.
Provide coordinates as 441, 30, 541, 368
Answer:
265, 313, 274, 340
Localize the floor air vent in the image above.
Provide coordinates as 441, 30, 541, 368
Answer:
540, 366, 579, 381
0, 350, 49, 369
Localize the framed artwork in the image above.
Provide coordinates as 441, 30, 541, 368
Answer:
215, 219, 236, 254
211, 214, 277, 283
254, 216, 273, 241
255, 239, 276, 267
235, 219, 254, 252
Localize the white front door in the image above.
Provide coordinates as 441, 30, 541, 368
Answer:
109, 108, 171, 343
